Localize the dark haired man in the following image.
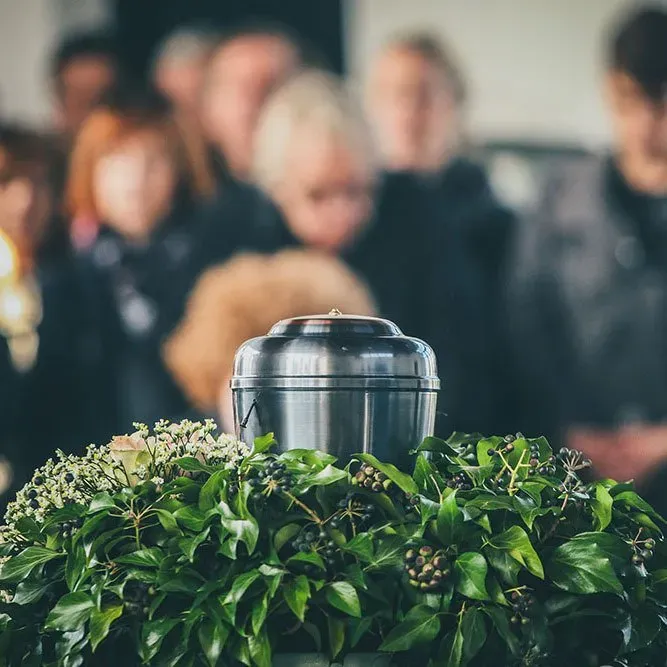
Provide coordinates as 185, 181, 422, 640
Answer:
508, 7, 667, 499
200, 21, 306, 183
51, 31, 119, 139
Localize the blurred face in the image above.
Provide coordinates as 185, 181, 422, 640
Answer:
607, 71, 667, 165
93, 130, 177, 242
0, 168, 52, 256
368, 47, 458, 172
54, 55, 116, 137
275, 130, 375, 253
156, 55, 209, 116
201, 35, 298, 178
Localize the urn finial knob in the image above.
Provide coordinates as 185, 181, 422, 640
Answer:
329, 308, 342, 316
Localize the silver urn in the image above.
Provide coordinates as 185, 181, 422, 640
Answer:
231, 311, 439, 465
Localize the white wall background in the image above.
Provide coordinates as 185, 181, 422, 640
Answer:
0, 0, 110, 128
346, 0, 653, 148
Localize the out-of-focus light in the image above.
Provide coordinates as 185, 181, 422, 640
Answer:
0, 229, 18, 283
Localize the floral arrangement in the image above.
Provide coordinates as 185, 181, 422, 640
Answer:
0, 422, 665, 667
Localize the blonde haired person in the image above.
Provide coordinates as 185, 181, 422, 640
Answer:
164, 248, 376, 430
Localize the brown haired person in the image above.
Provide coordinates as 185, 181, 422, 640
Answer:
63, 83, 215, 436
508, 7, 667, 511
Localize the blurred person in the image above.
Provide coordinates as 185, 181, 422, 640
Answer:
65, 84, 215, 436
508, 7, 667, 504
50, 31, 119, 140
152, 25, 218, 119
367, 34, 515, 314
0, 126, 57, 270
250, 70, 497, 435
200, 21, 303, 182
164, 250, 376, 430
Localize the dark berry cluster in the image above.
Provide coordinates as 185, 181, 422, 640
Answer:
510, 589, 536, 625
352, 464, 393, 493
328, 492, 375, 530
556, 447, 591, 472
445, 472, 472, 491
404, 546, 450, 591
632, 537, 656, 566
59, 518, 83, 539
487, 434, 517, 458
248, 460, 294, 501
123, 582, 156, 618
291, 526, 339, 571
403, 493, 421, 512
527, 442, 557, 477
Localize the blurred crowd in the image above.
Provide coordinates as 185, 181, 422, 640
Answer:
1, 5, 667, 513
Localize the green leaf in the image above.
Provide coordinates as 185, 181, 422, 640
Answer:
441, 626, 464, 667
356, 453, 418, 495
88, 493, 117, 513
567, 532, 631, 570
251, 592, 270, 635
454, 552, 489, 601
89, 604, 123, 652
413, 455, 447, 497
327, 616, 345, 659
115, 547, 163, 568
140, 618, 180, 662
198, 618, 229, 667
199, 471, 227, 511
253, 433, 277, 454
174, 456, 214, 473
178, 527, 211, 562
436, 491, 463, 545
301, 464, 347, 488
415, 437, 458, 456
219, 516, 259, 557
614, 491, 666, 524
283, 575, 310, 621
548, 541, 623, 595
12, 579, 50, 605
0, 547, 63, 583
344, 534, 375, 562
365, 535, 406, 571
344, 563, 368, 590
155, 509, 181, 534
280, 449, 336, 467
65, 546, 87, 591
248, 627, 271, 667
476, 437, 504, 466
591, 483, 613, 531
484, 607, 521, 656
221, 570, 261, 624
461, 607, 487, 661
274, 524, 301, 552
45, 592, 95, 632
379, 609, 440, 652
486, 525, 544, 579
287, 551, 326, 570
174, 506, 209, 532
487, 575, 509, 606
325, 581, 361, 617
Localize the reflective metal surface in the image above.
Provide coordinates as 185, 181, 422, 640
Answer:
232, 313, 439, 466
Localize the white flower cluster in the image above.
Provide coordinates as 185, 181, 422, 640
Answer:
1, 420, 251, 533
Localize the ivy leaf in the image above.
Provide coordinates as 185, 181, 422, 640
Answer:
0, 547, 63, 583
356, 453, 418, 495
413, 455, 447, 497
287, 551, 326, 571
12, 579, 50, 605
365, 535, 406, 571
197, 618, 230, 667
198, 471, 227, 511
248, 628, 271, 667
415, 437, 458, 456
89, 605, 123, 652
219, 516, 259, 557
115, 548, 163, 568
436, 491, 463, 545
283, 575, 310, 621
253, 433, 277, 454
301, 465, 347, 488
379, 608, 440, 652
174, 457, 215, 473
590, 484, 613, 531
140, 618, 180, 662
274, 524, 301, 552
154, 509, 181, 535
567, 532, 631, 570
45, 592, 95, 632
64, 546, 87, 592
461, 607, 487, 661
486, 525, 544, 579
327, 616, 345, 658
613, 491, 666, 524
280, 449, 336, 468
251, 592, 270, 635
454, 552, 490, 601
484, 607, 521, 656
325, 581, 361, 617
88, 493, 117, 513
221, 571, 261, 624
174, 506, 209, 533
178, 527, 211, 562
440, 626, 464, 667
476, 437, 504, 466
344, 534, 375, 562
548, 541, 623, 595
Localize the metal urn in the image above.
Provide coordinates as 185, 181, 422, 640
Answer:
231, 311, 439, 465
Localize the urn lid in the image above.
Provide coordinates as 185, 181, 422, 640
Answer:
231, 311, 439, 391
